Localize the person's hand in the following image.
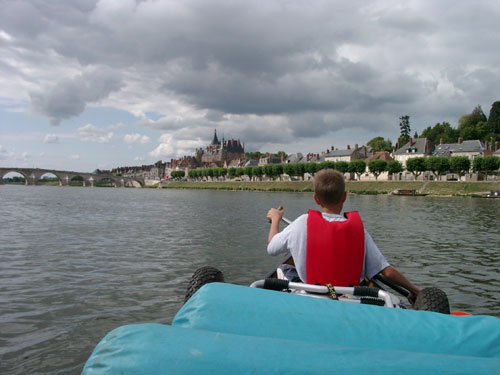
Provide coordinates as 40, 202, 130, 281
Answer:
407, 291, 418, 305
267, 207, 284, 223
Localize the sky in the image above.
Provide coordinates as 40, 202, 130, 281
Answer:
1, 0, 499, 173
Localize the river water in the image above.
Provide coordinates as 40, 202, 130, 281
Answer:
0, 185, 499, 374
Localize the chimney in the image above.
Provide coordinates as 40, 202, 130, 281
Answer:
364, 148, 367, 158
331, 146, 334, 151
458, 137, 463, 144
355, 144, 358, 151
425, 139, 430, 153
485, 140, 489, 150
396, 137, 400, 150
409, 137, 413, 147
440, 138, 444, 145
347, 145, 350, 150
495, 141, 499, 151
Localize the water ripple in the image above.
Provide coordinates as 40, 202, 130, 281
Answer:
0, 186, 498, 374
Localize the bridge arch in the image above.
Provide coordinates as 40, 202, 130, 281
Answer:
1, 170, 28, 184
38, 172, 61, 186
126, 178, 144, 187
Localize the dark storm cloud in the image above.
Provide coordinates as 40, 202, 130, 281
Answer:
30, 67, 123, 125
1, 0, 500, 151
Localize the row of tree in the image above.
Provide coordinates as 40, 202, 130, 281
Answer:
183, 155, 499, 181
405, 156, 499, 180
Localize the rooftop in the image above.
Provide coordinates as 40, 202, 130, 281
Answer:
433, 140, 484, 156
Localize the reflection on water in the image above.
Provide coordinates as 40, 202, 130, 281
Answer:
0, 185, 499, 374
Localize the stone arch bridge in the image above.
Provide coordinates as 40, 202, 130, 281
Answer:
0, 167, 144, 187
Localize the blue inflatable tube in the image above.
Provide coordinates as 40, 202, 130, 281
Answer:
83, 283, 500, 374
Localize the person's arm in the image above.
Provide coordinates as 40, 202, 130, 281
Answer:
380, 265, 420, 304
267, 207, 283, 244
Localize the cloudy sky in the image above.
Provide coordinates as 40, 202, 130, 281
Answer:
1, 0, 499, 172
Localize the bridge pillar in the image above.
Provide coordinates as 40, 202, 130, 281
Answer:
84, 177, 95, 187
60, 175, 71, 186
25, 170, 44, 185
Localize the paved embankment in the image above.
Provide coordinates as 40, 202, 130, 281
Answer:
164, 180, 500, 196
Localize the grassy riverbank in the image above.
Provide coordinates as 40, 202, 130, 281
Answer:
165, 180, 500, 196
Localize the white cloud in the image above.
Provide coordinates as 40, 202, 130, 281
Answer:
108, 122, 125, 130
77, 124, 114, 143
69, 154, 80, 160
43, 133, 59, 144
0, 145, 32, 163
124, 133, 150, 144
0, 30, 13, 42
150, 134, 204, 159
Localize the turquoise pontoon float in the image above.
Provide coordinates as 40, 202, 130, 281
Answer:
83, 281, 500, 374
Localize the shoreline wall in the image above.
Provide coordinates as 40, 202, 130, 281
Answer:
164, 180, 500, 196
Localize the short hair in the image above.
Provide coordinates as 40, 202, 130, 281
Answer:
313, 169, 345, 205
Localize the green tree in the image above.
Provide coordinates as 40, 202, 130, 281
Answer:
283, 163, 295, 176
228, 167, 237, 178
305, 162, 319, 175
349, 160, 366, 180
263, 164, 273, 178
335, 161, 350, 174
252, 166, 263, 180
245, 151, 266, 158
399, 115, 411, 145
475, 156, 500, 180
319, 161, 335, 170
459, 105, 488, 141
368, 159, 387, 180
236, 168, 245, 177
293, 163, 305, 178
487, 101, 500, 134
421, 122, 459, 145
449, 156, 471, 178
276, 151, 288, 160
425, 157, 450, 180
406, 157, 426, 180
367, 137, 393, 152
272, 164, 283, 179
244, 166, 254, 177
386, 160, 404, 176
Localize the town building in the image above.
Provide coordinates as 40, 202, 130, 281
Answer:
199, 130, 245, 167
323, 144, 371, 163
393, 137, 434, 166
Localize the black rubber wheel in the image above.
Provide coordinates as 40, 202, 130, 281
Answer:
413, 287, 450, 314
184, 266, 224, 303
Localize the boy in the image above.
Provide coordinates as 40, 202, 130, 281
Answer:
267, 169, 419, 304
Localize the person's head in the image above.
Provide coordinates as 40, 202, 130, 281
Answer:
313, 169, 346, 208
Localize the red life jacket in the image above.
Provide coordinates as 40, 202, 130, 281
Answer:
306, 210, 365, 286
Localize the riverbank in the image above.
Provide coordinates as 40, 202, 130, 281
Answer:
164, 180, 500, 196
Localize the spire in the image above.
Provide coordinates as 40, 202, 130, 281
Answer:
211, 129, 220, 145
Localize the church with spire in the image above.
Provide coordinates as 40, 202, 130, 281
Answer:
199, 129, 245, 166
